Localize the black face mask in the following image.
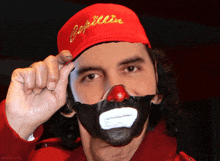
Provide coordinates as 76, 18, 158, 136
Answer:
72, 93, 155, 146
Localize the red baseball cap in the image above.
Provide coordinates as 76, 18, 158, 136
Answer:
57, 3, 151, 60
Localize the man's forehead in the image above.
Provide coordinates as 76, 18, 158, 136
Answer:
73, 42, 148, 64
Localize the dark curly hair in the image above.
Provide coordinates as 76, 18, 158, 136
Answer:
48, 46, 180, 150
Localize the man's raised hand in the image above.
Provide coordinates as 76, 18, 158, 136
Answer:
5, 51, 74, 140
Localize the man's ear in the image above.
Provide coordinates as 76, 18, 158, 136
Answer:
60, 110, 76, 118
151, 94, 163, 105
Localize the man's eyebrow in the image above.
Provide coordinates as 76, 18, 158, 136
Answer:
118, 56, 145, 66
76, 66, 103, 76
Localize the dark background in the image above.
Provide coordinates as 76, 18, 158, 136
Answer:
0, 0, 220, 159
0, 0, 220, 102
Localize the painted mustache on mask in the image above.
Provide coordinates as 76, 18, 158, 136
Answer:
71, 85, 155, 146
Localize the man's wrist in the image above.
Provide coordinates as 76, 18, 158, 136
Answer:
6, 114, 38, 140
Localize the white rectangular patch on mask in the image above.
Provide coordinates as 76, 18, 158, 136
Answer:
99, 107, 137, 130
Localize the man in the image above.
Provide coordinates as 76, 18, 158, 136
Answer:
0, 3, 195, 161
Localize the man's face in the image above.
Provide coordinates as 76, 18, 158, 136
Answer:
70, 42, 158, 146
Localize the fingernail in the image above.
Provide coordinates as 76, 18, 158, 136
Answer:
63, 50, 72, 56
47, 82, 56, 90
65, 52, 73, 58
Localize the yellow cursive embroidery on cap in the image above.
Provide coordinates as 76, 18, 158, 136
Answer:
70, 15, 124, 43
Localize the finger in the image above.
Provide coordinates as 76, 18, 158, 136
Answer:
44, 55, 59, 90
24, 68, 36, 94
56, 50, 73, 70
12, 68, 36, 94
54, 62, 75, 108
30, 61, 48, 95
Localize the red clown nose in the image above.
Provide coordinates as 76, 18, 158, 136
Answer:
107, 85, 130, 102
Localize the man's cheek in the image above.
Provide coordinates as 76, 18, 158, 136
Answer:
74, 85, 105, 104
136, 80, 157, 95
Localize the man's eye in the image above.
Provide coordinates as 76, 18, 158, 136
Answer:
87, 74, 95, 79
84, 73, 100, 81
125, 66, 138, 72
